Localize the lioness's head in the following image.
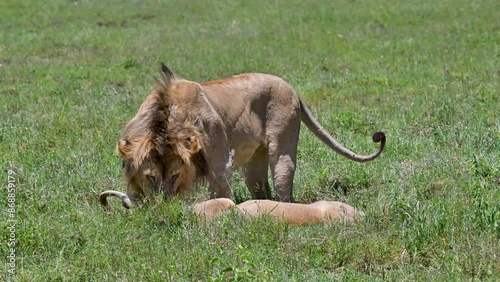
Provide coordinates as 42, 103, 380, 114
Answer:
117, 64, 207, 202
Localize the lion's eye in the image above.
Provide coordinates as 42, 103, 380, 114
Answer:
147, 176, 156, 184
171, 173, 180, 182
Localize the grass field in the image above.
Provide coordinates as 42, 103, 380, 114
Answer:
1, 0, 499, 280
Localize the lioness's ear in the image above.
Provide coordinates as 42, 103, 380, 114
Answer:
117, 139, 132, 158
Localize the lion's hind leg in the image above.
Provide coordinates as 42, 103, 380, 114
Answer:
267, 132, 299, 203
243, 145, 272, 199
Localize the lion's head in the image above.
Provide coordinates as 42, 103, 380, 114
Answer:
116, 64, 207, 203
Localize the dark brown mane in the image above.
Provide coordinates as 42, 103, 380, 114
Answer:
117, 64, 178, 166
119, 63, 208, 181
122, 64, 177, 138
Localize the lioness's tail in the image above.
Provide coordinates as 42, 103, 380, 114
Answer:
299, 99, 385, 162
99, 190, 133, 209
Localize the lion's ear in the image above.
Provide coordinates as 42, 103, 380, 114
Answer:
184, 136, 202, 154
171, 135, 202, 163
117, 139, 132, 158
118, 138, 154, 168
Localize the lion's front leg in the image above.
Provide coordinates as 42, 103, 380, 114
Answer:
206, 150, 233, 199
201, 118, 234, 199
243, 145, 272, 199
207, 173, 232, 198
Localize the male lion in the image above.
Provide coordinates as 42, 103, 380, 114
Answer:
100, 64, 385, 209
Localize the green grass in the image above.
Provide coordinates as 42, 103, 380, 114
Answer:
1, 0, 499, 280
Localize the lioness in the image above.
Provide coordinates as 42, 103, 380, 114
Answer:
192, 198, 364, 225
236, 200, 365, 225
193, 198, 236, 219
100, 64, 385, 209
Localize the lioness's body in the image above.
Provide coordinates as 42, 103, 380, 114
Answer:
236, 200, 364, 225
193, 198, 236, 219
192, 198, 364, 225
100, 65, 385, 209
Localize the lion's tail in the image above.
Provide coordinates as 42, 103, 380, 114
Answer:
99, 190, 133, 209
299, 98, 386, 163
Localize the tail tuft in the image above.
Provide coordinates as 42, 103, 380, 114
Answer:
372, 132, 386, 143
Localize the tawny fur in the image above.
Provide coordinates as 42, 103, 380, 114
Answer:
191, 198, 364, 225
236, 199, 365, 225
100, 64, 385, 209
193, 198, 236, 219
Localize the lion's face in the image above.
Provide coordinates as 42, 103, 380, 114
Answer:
115, 68, 206, 202
120, 142, 198, 200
